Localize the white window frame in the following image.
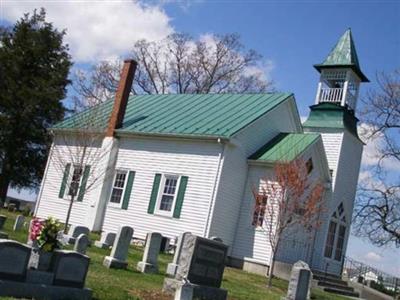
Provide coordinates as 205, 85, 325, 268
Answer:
108, 169, 129, 208
65, 164, 84, 200
155, 174, 181, 217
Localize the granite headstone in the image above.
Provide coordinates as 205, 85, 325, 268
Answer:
137, 232, 162, 273
285, 260, 312, 300
103, 226, 134, 269
13, 215, 25, 231
74, 234, 90, 255
0, 240, 32, 281
94, 232, 116, 249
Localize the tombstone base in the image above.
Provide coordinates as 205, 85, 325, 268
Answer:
0, 232, 8, 239
136, 261, 158, 274
174, 282, 227, 300
166, 263, 178, 276
94, 241, 111, 249
26, 270, 54, 285
103, 256, 128, 269
0, 279, 92, 300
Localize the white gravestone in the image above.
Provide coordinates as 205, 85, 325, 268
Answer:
285, 260, 312, 300
166, 232, 191, 276
74, 234, 90, 255
137, 232, 162, 273
94, 232, 116, 249
103, 226, 134, 269
13, 215, 25, 231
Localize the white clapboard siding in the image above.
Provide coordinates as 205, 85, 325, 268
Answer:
231, 166, 277, 264
101, 137, 222, 240
208, 98, 302, 251
35, 139, 103, 227
207, 143, 248, 249
233, 97, 302, 157
309, 130, 363, 275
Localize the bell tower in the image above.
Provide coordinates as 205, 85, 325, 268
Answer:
313, 29, 369, 111
304, 29, 368, 273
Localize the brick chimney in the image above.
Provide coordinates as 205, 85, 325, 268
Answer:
106, 59, 137, 137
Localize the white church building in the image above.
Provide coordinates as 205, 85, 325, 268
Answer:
35, 29, 367, 276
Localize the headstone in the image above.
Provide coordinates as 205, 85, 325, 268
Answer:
64, 225, 90, 244
137, 232, 162, 273
174, 282, 228, 300
51, 250, 90, 289
160, 236, 171, 253
13, 215, 25, 231
0, 240, 32, 281
166, 232, 191, 276
7, 203, 16, 212
285, 260, 312, 300
94, 232, 116, 249
74, 234, 90, 255
163, 234, 229, 300
0, 215, 6, 230
103, 226, 134, 269
210, 236, 223, 243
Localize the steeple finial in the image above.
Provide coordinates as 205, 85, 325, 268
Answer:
314, 29, 369, 82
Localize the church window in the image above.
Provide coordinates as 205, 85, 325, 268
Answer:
68, 165, 83, 196
252, 195, 268, 227
109, 170, 128, 206
156, 174, 179, 215
306, 158, 314, 174
334, 225, 346, 261
324, 221, 337, 258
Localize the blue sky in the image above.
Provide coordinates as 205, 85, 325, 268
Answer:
1, 0, 399, 275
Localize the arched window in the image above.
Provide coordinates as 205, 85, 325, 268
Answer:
324, 203, 347, 261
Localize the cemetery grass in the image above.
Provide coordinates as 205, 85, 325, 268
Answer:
1, 210, 349, 300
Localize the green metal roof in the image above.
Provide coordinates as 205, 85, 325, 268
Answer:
54, 93, 293, 139
314, 29, 369, 82
303, 103, 361, 141
249, 132, 320, 162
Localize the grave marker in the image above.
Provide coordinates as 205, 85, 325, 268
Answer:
137, 232, 162, 273
103, 226, 134, 269
285, 260, 312, 300
74, 234, 90, 255
13, 215, 25, 231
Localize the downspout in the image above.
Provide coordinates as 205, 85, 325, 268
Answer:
34, 140, 55, 216
203, 138, 226, 238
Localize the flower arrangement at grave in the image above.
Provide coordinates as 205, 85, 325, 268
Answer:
30, 217, 63, 252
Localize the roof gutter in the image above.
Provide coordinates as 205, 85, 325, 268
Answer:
115, 130, 230, 143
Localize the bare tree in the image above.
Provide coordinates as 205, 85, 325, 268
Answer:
354, 69, 400, 247
72, 33, 273, 104
48, 101, 112, 233
253, 158, 324, 287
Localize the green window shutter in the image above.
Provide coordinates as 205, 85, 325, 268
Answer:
77, 165, 91, 202
59, 163, 71, 199
121, 171, 135, 210
148, 173, 161, 214
173, 176, 188, 219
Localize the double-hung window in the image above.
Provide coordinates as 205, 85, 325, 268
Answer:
252, 195, 268, 227
156, 175, 179, 216
109, 170, 128, 207
68, 165, 83, 197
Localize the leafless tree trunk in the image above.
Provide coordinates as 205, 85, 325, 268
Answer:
252, 158, 324, 287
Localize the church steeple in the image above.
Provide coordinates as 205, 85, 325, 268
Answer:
313, 29, 368, 112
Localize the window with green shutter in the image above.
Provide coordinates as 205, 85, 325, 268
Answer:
149, 173, 188, 218
108, 170, 135, 209
77, 165, 91, 202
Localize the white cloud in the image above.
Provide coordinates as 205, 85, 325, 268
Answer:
1, 0, 174, 62
358, 123, 399, 171
364, 251, 382, 262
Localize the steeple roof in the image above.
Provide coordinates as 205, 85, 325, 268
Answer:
314, 29, 369, 82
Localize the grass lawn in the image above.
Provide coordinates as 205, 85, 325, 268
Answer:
0, 210, 349, 300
